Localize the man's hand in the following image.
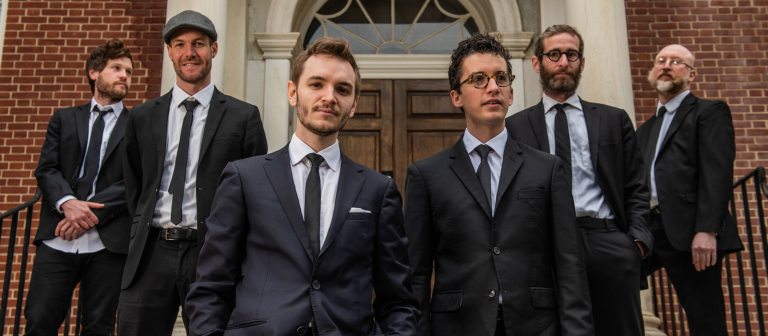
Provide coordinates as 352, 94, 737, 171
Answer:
55, 218, 87, 241
691, 232, 717, 271
60, 199, 104, 230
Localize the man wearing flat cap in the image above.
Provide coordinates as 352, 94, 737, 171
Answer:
118, 10, 268, 335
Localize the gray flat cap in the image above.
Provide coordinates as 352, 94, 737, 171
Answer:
162, 10, 218, 44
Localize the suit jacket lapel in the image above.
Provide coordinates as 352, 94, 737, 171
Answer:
449, 139, 492, 219
75, 104, 90, 155
264, 147, 315, 261
658, 93, 696, 154
495, 137, 523, 211
320, 155, 365, 256
199, 88, 226, 162
581, 99, 601, 169
102, 109, 127, 162
529, 102, 550, 152
152, 92, 172, 170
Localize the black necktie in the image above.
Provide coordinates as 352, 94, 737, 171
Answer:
554, 103, 572, 172
74, 107, 112, 200
475, 144, 493, 210
305, 153, 324, 256
170, 98, 199, 225
645, 106, 667, 181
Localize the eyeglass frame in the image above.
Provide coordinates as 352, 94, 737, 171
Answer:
458, 71, 516, 89
539, 49, 582, 63
654, 56, 694, 70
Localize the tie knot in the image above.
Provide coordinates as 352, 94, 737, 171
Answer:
657, 106, 667, 117
93, 106, 113, 116
181, 98, 200, 114
475, 144, 492, 159
306, 153, 325, 168
554, 103, 568, 114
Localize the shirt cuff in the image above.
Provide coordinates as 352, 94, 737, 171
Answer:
56, 195, 76, 213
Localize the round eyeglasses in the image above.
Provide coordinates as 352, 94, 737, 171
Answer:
541, 49, 582, 62
654, 57, 694, 70
459, 71, 515, 89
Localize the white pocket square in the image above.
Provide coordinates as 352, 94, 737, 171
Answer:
350, 207, 372, 214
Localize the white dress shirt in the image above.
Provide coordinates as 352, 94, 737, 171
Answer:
152, 83, 214, 229
542, 94, 613, 219
650, 90, 690, 207
463, 128, 507, 215
46, 99, 124, 253
289, 134, 341, 248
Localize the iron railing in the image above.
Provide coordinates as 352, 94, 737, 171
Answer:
651, 166, 768, 335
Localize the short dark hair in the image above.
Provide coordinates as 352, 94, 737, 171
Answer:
533, 24, 584, 58
291, 37, 361, 96
85, 39, 133, 93
448, 33, 512, 93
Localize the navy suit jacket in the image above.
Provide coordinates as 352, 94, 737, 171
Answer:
122, 88, 267, 288
35, 103, 130, 254
186, 146, 419, 335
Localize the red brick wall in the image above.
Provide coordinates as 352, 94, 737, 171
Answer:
0, 0, 166, 333
626, 0, 768, 333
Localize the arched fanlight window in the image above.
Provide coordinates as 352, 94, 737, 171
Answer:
304, 0, 480, 54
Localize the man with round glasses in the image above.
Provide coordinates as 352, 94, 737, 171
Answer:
405, 33, 593, 336
507, 24, 652, 336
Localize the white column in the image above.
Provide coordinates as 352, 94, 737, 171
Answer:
563, 0, 636, 122
497, 31, 534, 116
162, 0, 229, 93
254, 32, 300, 151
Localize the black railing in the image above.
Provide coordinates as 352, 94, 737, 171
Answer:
651, 166, 768, 335
0, 190, 83, 336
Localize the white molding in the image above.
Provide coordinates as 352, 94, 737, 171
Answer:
356, 55, 451, 79
254, 32, 300, 59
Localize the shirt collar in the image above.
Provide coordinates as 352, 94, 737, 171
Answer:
542, 93, 582, 114
463, 127, 508, 156
172, 82, 215, 109
657, 90, 690, 116
289, 133, 342, 172
90, 98, 124, 118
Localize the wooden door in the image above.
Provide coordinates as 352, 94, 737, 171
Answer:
339, 79, 465, 191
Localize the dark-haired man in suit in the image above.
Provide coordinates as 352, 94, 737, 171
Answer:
405, 33, 593, 336
186, 37, 418, 335
118, 10, 267, 335
27, 39, 133, 335
637, 44, 742, 336
506, 24, 652, 336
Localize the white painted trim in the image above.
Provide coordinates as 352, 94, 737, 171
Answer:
0, 0, 8, 64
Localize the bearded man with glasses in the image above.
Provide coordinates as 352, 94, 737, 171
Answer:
506, 24, 653, 336
404, 33, 593, 336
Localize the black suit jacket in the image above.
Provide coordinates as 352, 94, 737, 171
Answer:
506, 99, 653, 250
35, 104, 130, 254
404, 137, 593, 336
636, 93, 741, 253
122, 88, 267, 288
185, 147, 419, 335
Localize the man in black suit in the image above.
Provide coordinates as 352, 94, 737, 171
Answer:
405, 33, 593, 336
186, 37, 418, 335
637, 44, 742, 336
505, 24, 652, 336
118, 10, 267, 335
26, 39, 133, 335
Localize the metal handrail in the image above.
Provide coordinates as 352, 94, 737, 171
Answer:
0, 189, 41, 219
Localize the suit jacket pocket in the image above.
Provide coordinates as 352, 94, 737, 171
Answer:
431, 291, 463, 313
345, 212, 372, 221
226, 318, 267, 330
530, 287, 556, 309
518, 188, 546, 199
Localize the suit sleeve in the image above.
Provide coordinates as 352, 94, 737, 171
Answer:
373, 178, 420, 335
35, 109, 75, 209
186, 162, 248, 335
89, 139, 128, 226
549, 157, 594, 335
403, 164, 433, 336
619, 112, 653, 251
243, 105, 268, 157
123, 111, 142, 218
695, 101, 735, 233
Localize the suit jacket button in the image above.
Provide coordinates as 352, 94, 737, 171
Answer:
296, 325, 307, 336
312, 280, 321, 290
492, 246, 501, 255
488, 290, 496, 298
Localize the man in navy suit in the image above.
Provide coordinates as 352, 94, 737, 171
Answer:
506, 25, 652, 336
119, 10, 267, 335
27, 39, 133, 335
186, 37, 419, 335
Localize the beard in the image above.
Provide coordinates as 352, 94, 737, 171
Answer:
540, 65, 582, 97
174, 57, 211, 86
96, 76, 128, 101
647, 70, 685, 94
295, 94, 352, 137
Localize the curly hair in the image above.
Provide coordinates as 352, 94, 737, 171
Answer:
85, 39, 133, 93
448, 33, 512, 93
